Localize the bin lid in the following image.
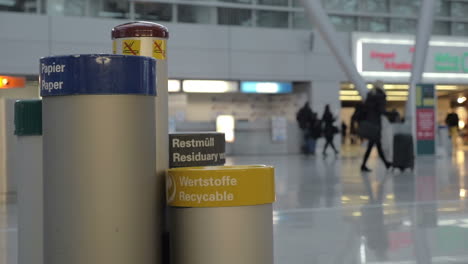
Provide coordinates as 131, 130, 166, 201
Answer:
15, 100, 42, 136
112, 21, 169, 39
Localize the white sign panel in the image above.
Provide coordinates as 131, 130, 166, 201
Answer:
271, 116, 287, 142
353, 32, 468, 83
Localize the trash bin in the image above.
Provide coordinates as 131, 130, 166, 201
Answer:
41, 54, 158, 264
14, 100, 42, 264
167, 165, 275, 264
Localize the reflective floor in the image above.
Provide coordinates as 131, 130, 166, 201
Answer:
2, 146, 468, 263
226, 146, 468, 264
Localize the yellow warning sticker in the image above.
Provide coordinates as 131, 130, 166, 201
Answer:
167, 165, 275, 208
122, 39, 141, 56
152, 39, 167, 60
112, 40, 116, 54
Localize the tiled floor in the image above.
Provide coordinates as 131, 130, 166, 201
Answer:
2, 146, 468, 263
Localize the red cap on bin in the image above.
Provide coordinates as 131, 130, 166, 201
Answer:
112, 21, 169, 39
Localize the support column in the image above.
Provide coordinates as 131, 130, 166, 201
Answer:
406, 0, 436, 152
299, 0, 367, 99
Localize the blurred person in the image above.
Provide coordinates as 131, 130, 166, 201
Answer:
296, 102, 314, 155
360, 81, 392, 172
322, 104, 339, 156
386, 108, 401, 123
350, 103, 364, 144
308, 112, 322, 155
445, 109, 459, 146
341, 121, 347, 144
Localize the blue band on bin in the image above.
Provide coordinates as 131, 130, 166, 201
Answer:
40, 54, 156, 96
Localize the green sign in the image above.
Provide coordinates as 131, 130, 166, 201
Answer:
435, 52, 468, 72
416, 84, 436, 155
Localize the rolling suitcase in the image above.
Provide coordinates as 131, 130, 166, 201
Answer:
392, 133, 414, 171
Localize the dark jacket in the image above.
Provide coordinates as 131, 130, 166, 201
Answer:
309, 116, 322, 139
351, 103, 364, 134
296, 104, 313, 130
322, 110, 336, 139
364, 87, 387, 128
446, 113, 459, 128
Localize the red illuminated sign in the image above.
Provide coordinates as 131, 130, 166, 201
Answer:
385, 62, 412, 70
416, 108, 435, 140
370, 51, 396, 60
369, 48, 415, 70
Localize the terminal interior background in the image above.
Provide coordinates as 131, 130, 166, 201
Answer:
2, 0, 468, 263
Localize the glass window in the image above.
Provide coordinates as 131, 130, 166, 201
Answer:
178, 5, 213, 24
359, 0, 388, 13
46, 0, 85, 16
322, 0, 357, 12
219, 0, 252, 3
63, 0, 86, 16
257, 10, 289, 28
92, 0, 128, 18
451, 2, 468, 17
390, 0, 420, 16
358, 17, 388, 32
292, 12, 312, 29
432, 21, 450, 35
135, 3, 171, 21
218, 8, 252, 26
293, 0, 301, 7
453, 23, 468, 36
0, 0, 38, 13
329, 15, 356, 32
258, 0, 288, 6
390, 18, 417, 34
436, 0, 450, 16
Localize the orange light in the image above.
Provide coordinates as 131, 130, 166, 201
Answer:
0, 76, 26, 89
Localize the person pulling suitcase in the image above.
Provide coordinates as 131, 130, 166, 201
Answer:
358, 81, 392, 172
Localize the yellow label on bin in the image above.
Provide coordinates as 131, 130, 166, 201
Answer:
112, 40, 116, 54
152, 39, 167, 60
122, 39, 141, 55
167, 165, 275, 207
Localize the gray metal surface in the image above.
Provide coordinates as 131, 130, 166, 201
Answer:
170, 204, 273, 264
16, 136, 42, 264
155, 55, 169, 218
43, 95, 156, 264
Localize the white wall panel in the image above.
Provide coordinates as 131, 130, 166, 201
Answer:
306, 54, 347, 81
0, 13, 49, 40
50, 43, 110, 55
313, 29, 351, 55
230, 52, 307, 80
169, 24, 230, 49
0, 12, 349, 83
230, 27, 310, 53
0, 13, 50, 75
169, 49, 230, 79
50, 16, 123, 43
0, 41, 49, 74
